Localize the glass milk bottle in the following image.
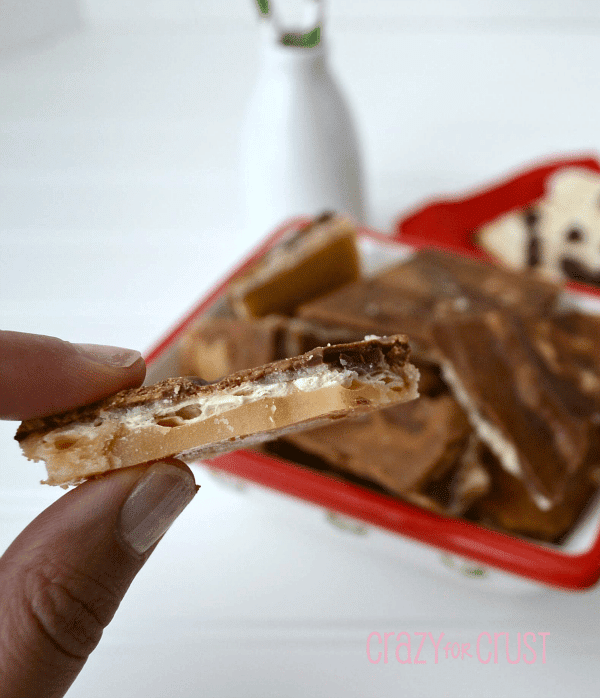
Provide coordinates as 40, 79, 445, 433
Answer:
239, 15, 366, 244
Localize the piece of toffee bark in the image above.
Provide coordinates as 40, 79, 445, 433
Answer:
378, 248, 561, 317
414, 434, 492, 517
466, 438, 600, 543
531, 311, 600, 405
298, 277, 440, 349
178, 315, 362, 381
432, 310, 600, 508
442, 435, 492, 515
227, 212, 360, 318
16, 335, 419, 487
476, 168, 600, 286
297, 248, 562, 351
281, 394, 470, 497
178, 315, 287, 382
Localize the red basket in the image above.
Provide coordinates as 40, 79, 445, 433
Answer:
145, 173, 600, 591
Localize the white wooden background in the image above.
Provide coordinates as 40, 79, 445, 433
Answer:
3, 2, 600, 696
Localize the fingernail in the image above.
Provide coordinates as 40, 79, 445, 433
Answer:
75, 343, 142, 368
118, 463, 198, 555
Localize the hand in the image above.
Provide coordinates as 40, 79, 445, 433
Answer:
0, 332, 198, 698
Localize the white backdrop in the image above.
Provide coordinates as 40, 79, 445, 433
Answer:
3, 2, 600, 696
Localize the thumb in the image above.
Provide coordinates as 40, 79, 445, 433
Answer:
0, 459, 198, 698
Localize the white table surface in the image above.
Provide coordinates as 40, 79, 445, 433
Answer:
3, 3, 600, 696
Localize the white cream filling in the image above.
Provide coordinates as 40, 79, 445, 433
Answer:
440, 362, 552, 512
40, 362, 414, 448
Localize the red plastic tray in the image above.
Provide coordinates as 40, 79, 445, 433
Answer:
145, 201, 600, 591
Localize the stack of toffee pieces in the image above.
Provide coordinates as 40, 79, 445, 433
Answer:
179, 214, 600, 544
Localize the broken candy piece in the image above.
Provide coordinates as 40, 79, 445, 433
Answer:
16, 335, 419, 487
228, 212, 361, 318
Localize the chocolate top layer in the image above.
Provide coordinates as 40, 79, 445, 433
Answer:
432, 310, 596, 505
284, 393, 470, 495
15, 335, 411, 441
467, 438, 600, 543
298, 248, 563, 351
379, 248, 561, 316
298, 278, 439, 347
